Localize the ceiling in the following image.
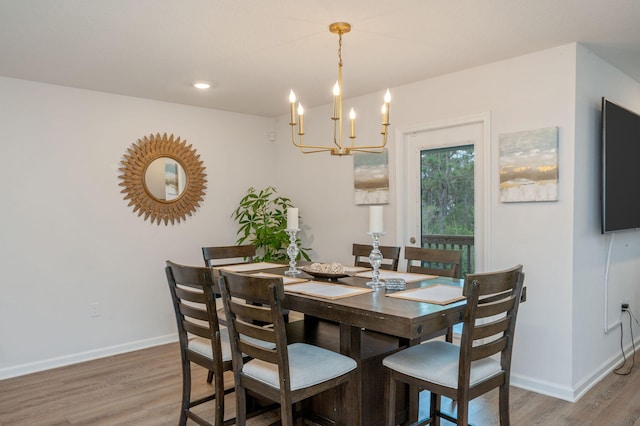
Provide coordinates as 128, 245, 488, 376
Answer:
1, 0, 639, 117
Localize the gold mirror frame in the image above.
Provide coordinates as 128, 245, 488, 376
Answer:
118, 133, 207, 225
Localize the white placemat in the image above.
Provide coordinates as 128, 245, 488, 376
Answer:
354, 270, 437, 283
284, 281, 373, 300
386, 284, 464, 305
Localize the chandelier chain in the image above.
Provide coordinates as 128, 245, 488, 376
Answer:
338, 33, 343, 67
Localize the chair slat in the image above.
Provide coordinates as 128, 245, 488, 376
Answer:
202, 245, 255, 267
353, 243, 401, 271
476, 295, 516, 319
238, 341, 279, 364
470, 336, 507, 361
179, 302, 209, 322
472, 316, 510, 340
183, 321, 211, 339
175, 285, 208, 304
234, 319, 276, 343
231, 300, 273, 324
404, 246, 462, 278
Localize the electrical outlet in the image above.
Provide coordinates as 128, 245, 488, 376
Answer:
89, 302, 101, 318
621, 300, 630, 312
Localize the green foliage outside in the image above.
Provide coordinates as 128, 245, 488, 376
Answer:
232, 186, 311, 262
420, 146, 475, 236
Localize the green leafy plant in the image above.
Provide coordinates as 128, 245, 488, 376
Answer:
232, 186, 311, 262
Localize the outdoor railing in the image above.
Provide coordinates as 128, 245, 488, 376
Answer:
421, 234, 475, 277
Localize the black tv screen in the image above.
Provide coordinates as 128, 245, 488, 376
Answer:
601, 98, 640, 233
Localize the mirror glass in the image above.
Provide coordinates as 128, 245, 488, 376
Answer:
144, 157, 187, 201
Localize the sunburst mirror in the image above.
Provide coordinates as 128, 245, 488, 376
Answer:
118, 133, 207, 225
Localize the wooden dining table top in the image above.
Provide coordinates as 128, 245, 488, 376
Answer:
218, 262, 467, 343
287, 274, 465, 341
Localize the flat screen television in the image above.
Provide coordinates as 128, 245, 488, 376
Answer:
601, 97, 640, 233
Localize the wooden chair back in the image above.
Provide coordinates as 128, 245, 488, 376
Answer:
461, 264, 524, 377
404, 246, 462, 278
353, 243, 401, 271
165, 260, 230, 426
202, 245, 255, 267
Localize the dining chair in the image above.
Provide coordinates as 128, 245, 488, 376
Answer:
218, 270, 359, 426
353, 243, 401, 271
165, 260, 234, 426
404, 246, 463, 342
202, 244, 258, 383
404, 246, 462, 279
202, 245, 256, 267
382, 264, 525, 426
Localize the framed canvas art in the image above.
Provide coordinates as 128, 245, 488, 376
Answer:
354, 149, 389, 205
499, 127, 559, 202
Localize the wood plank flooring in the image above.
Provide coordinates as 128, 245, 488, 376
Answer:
1, 342, 639, 425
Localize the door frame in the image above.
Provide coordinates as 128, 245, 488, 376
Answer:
394, 112, 492, 273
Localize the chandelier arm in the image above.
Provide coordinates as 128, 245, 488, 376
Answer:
291, 124, 336, 152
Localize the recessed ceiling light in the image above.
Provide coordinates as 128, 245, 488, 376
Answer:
193, 81, 211, 89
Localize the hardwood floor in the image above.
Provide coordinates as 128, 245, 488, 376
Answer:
1, 342, 639, 425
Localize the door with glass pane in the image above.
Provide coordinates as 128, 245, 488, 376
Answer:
400, 117, 487, 276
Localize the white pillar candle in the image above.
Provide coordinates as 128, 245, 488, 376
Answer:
287, 207, 299, 229
369, 206, 384, 233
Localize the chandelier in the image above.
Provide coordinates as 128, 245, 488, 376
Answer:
288, 22, 390, 156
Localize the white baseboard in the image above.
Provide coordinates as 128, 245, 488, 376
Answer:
0, 334, 177, 380
511, 340, 639, 402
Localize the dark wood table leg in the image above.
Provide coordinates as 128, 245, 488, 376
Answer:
340, 323, 362, 426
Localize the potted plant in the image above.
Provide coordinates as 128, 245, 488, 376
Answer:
232, 186, 311, 262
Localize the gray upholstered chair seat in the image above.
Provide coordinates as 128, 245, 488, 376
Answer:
382, 340, 502, 388
243, 342, 357, 391
189, 328, 276, 363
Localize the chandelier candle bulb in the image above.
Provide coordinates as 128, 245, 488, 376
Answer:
349, 109, 356, 138
287, 207, 299, 230
384, 89, 391, 124
369, 205, 384, 233
289, 90, 297, 124
297, 104, 304, 134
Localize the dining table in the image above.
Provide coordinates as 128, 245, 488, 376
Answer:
216, 261, 469, 426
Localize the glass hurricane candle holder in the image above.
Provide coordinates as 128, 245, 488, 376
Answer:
284, 228, 302, 277
366, 231, 385, 288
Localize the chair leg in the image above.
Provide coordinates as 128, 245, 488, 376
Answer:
498, 382, 511, 426
384, 370, 396, 426
214, 370, 225, 426
280, 402, 294, 426
456, 397, 469, 426
207, 370, 214, 383
236, 385, 247, 426
180, 360, 191, 426
430, 392, 440, 426
445, 327, 453, 343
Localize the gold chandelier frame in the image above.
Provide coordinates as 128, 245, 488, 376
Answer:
289, 22, 390, 156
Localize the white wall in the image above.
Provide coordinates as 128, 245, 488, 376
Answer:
572, 45, 640, 397
0, 76, 276, 377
